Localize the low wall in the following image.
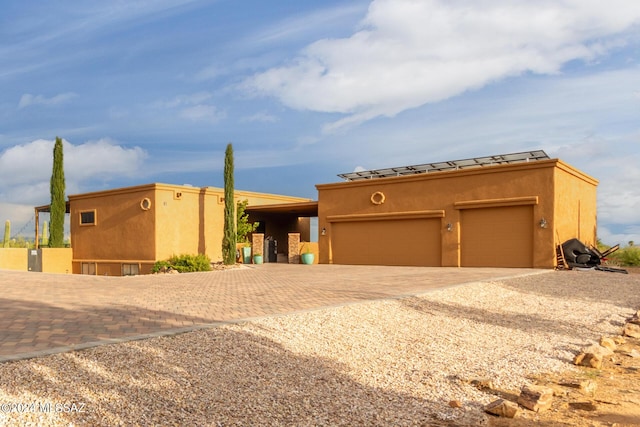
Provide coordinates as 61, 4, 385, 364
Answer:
41, 248, 73, 274
0, 248, 28, 271
0, 248, 73, 273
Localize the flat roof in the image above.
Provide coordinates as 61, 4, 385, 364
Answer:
338, 150, 550, 181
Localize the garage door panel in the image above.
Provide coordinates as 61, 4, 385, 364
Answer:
460, 206, 533, 267
332, 218, 441, 266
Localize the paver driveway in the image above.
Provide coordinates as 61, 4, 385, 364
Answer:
0, 264, 548, 362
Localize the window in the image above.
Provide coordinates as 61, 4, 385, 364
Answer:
81, 263, 96, 275
122, 264, 139, 276
80, 210, 96, 225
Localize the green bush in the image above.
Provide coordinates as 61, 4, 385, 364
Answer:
152, 254, 212, 273
615, 247, 640, 266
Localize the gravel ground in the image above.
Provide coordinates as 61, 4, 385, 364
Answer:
0, 270, 638, 426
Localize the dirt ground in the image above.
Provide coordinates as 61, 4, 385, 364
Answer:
484, 335, 640, 427
485, 266, 640, 427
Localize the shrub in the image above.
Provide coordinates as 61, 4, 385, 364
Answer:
152, 254, 212, 273
616, 247, 640, 266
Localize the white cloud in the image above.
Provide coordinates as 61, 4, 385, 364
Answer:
153, 92, 225, 123
0, 138, 147, 205
0, 203, 36, 235
246, 3, 368, 46
18, 92, 77, 109
243, 0, 640, 131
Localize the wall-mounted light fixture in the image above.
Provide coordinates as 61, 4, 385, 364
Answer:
446, 223, 453, 232
321, 227, 326, 236
539, 218, 548, 229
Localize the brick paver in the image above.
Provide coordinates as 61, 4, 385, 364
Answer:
0, 264, 548, 362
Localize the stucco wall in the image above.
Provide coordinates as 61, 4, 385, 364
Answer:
70, 185, 157, 263
41, 248, 72, 274
154, 185, 216, 261
0, 248, 27, 271
69, 183, 311, 273
554, 163, 599, 246
317, 159, 597, 268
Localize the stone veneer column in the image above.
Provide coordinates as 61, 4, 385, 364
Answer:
252, 233, 264, 261
288, 233, 300, 264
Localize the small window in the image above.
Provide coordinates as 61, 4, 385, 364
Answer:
80, 210, 96, 225
122, 264, 139, 276
81, 263, 96, 275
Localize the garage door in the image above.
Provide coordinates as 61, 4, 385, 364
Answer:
331, 218, 441, 266
460, 206, 533, 267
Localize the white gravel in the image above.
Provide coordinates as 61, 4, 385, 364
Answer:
0, 270, 638, 426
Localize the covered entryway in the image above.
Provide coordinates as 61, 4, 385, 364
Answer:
460, 205, 534, 267
245, 201, 318, 263
330, 217, 442, 266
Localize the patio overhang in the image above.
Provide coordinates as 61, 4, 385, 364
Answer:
245, 201, 318, 217
34, 202, 71, 249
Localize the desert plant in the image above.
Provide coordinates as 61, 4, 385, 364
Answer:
236, 199, 259, 244
300, 241, 313, 254
151, 260, 173, 273
7, 236, 33, 248
50, 137, 66, 248
152, 254, 212, 273
3, 220, 9, 248
222, 143, 236, 265
617, 246, 640, 266
41, 221, 49, 246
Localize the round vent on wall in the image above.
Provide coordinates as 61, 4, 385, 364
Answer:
140, 198, 152, 211
370, 191, 385, 205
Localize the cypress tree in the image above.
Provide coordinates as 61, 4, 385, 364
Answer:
222, 143, 236, 264
49, 137, 66, 248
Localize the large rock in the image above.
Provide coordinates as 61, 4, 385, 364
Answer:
518, 385, 554, 412
484, 399, 520, 418
574, 344, 613, 369
624, 323, 640, 338
627, 311, 640, 325
599, 336, 617, 352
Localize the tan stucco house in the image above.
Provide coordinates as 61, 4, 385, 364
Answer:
67, 183, 311, 275
21, 149, 597, 274
316, 151, 597, 269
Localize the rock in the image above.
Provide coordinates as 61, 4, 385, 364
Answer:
471, 378, 494, 390
448, 400, 462, 408
624, 323, 640, 338
518, 385, 554, 412
574, 352, 603, 369
627, 349, 640, 358
579, 379, 598, 395
600, 337, 617, 351
484, 399, 520, 418
559, 379, 597, 395
628, 311, 640, 325
574, 344, 614, 369
613, 336, 627, 345
584, 343, 613, 357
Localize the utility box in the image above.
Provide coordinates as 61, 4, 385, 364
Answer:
28, 249, 42, 272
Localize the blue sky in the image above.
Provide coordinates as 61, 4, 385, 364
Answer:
1, 0, 639, 246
